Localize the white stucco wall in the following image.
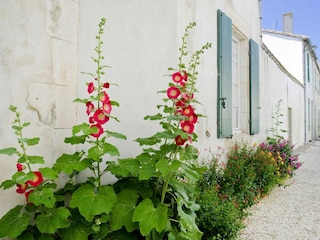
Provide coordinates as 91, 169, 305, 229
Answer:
262, 32, 304, 83
0, 0, 79, 217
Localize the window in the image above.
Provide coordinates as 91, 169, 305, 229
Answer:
217, 9, 260, 138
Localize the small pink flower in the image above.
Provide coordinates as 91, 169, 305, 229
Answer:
103, 82, 110, 88
181, 105, 194, 116
181, 121, 194, 134
167, 86, 180, 99
90, 124, 104, 138
172, 72, 183, 83
87, 82, 95, 94
16, 163, 24, 171
16, 183, 28, 194
102, 102, 112, 115
175, 135, 186, 146
86, 102, 94, 115
100, 91, 110, 103
188, 113, 198, 124
93, 109, 109, 124
26, 171, 43, 187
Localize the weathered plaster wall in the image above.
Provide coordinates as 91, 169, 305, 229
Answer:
0, 0, 79, 217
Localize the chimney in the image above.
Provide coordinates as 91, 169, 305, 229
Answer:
283, 13, 293, 33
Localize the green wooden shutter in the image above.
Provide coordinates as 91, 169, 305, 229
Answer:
249, 39, 260, 135
217, 9, 232, 138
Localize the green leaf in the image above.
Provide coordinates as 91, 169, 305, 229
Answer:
138, 154, 158, 180
0, 179, 15, 189
132, 199, 168, 236
144, 113, 163, 121
39, 167, 58, 180
58, 224, 92, 240
180, 163, 202, 182
35, 207, 71, 234
110, 100, 120, 107
64, 135, 87, 144
176, 196, 202, 240
25, 155, 45, 164
0, 205, 31, 238
135, 136, 161, 146
70, 184, 117, 222
72, 123, 92, 135
156, 159, 180, 177
110, 189, 139, 232
103, 142, 120, 156
25, 137, 40, 146
0, 147, 18, 155
12, 125, 22, 131
54, 153, 91, 174
107, 158, 140, 177
12, 171, 34, 184
73, 97, 89, 103
106, 130, 127, 140
28, 188, 56, 208
153, 131, 175, 140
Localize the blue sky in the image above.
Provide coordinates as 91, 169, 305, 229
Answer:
262, 0, 320, 56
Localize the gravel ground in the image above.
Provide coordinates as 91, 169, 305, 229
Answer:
238, 141, 320, 240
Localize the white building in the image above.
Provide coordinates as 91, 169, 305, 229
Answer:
0, 0, 317, 217
262, 13, 320, 142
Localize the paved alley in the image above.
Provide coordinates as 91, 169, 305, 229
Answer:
238, 141, 320, 240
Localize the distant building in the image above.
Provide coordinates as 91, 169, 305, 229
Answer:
262, 13, 320, 142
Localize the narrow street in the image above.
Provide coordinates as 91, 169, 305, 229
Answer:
238, 141, 320, 240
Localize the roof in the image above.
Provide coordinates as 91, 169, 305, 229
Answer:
262, 29, 309, 40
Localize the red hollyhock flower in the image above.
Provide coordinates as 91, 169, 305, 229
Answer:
167, 86, 180, 99
26, 171, 43, 187
181, 121, 194, 134
100, 91, 110, 103
102, 102, 112, 115
90, 124, 104, 138
87, 82, 95, 94
16, 163, 24, 171
89, 116, 95, 123
182, 71, 188, 81
86, 102, 94, 115
93, 109, 109, 124
25, 190, 34, 204
188, 113, 198, 124
175, 135, 186, 146
172, 72, 183, 83
182, 105, 194, 116
103, 82, 110, 88
176, 99, 186, 108
16, 183, 28, 194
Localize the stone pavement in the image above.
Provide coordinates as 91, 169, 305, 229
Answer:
238, 141, 320, 240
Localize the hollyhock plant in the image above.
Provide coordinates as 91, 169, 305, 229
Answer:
93, 109, 109, 124
175, 135, 187, 146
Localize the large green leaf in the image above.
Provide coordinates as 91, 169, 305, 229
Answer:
25, 137, 40, 146
58, 224, 92, 240
156, 159, 180, 177
64, 135, 87, 145
87, 142, 119, 161
39, 167, 58, 180
69, 184, 117, 222
138, 155, 158, 180
0, 205, 31, 238
132, 199, 168, 236
107, 158, 140, 177
28, 188, 56, 208
54, 153, 91, 174
135, 136, 161, 146
106, 130, 127, 140
144, 113, 163, 120
0, 179, 15, 189
110, 189, 139, 232
0, 147, 18, 155
176, 196, 202, 240
35, 207, 71, 234
12, 171, 35, 184
20, 155, 44, 164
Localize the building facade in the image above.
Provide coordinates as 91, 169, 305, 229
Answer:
0, 0, 318, 217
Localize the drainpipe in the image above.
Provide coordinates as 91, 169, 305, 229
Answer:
303, 43, 307, 143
